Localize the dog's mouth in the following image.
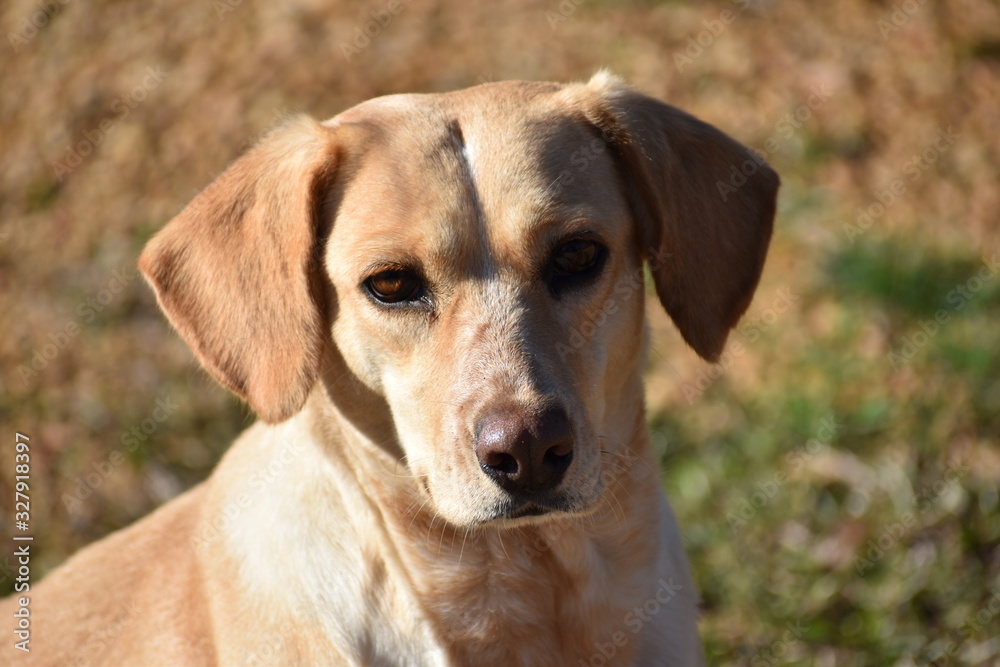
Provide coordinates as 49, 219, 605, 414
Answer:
503, 503, 550, 520
414, 453, 607, 527
486, 492, 585, 524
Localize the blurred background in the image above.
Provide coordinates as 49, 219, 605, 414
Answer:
1, 0, 998, 663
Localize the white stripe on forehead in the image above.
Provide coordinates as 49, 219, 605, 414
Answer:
460, 131, 478, 183
450, 122, 497, 276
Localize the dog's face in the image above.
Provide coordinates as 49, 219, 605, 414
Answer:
139, 73, 778, 528
326, 90, 646, 524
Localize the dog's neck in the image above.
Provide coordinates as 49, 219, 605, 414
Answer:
298, 372, 665, 662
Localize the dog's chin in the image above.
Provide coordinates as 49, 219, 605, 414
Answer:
485, 504, 566, 528
425, 490, 598, 529
504, 503, 552, 520
476, 489, 604, 527
421, 466, 606, 528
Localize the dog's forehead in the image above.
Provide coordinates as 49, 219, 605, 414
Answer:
329, 83, 629, 276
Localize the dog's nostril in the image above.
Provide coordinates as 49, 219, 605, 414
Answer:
474, 406, 574, 495
542, 446, 573, 475
481, 451, 519, 476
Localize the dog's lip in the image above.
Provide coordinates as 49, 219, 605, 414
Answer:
504, 503, 550, 519
497, 492, 580, 520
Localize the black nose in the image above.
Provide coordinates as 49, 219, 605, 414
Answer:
474, 406, 574, 495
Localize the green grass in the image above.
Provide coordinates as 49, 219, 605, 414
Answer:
652, 231, 1000, 663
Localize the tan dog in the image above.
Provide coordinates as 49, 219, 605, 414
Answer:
2, 72, 777, 666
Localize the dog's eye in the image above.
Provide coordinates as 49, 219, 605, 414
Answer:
549, 239, 606, 290
553, 240, 600, 275
365, 270, 424, 304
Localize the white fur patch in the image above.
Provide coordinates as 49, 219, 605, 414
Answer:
461, 133, 479, 183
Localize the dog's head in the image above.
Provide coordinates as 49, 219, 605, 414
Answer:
140, 73, 778, 527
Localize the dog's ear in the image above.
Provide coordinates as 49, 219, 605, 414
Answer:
139, 116, 338, 423
581, 73, 779, 361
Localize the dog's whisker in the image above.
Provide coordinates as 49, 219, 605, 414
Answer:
422, 510, 434, 541
437, 518, 451, 557
495, 531, 511, 562
605, 487, 628, 532
457, 526, 472, 568
403, 498, 427, 532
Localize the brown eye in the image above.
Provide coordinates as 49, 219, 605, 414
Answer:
549, 240, 606, 294
552, 239, 601, 276
365, 269, 424, 304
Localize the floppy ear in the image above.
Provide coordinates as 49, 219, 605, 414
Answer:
139, 116, 338, 423
583, 73, 779, 361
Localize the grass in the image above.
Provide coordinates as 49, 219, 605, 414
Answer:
651, 229, 1000, 663
2, 0, 998, 663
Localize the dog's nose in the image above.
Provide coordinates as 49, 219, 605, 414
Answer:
475, 407, 574, 494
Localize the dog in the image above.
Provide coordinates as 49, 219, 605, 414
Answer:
2, 71, 777, 665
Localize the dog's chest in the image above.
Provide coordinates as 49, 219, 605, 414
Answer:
398, 526, 648, 666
